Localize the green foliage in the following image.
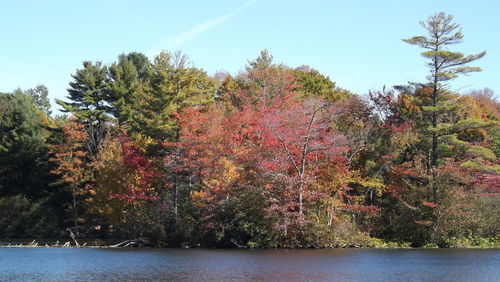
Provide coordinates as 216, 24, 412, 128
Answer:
57, 61, 109, 124
141, 51, 215, 144
467, 146, 496, 161
369, 238, 412, 248
0, 91, 50, 197
403, 12, 485, 84
209, 188, 277, 248
238, 50, 297, 102
403, 12, 486, 174
444, 236, 500, 248
19, 84, 51, 116
488, 127, 500, 157
0, 15, 496, 248
125, 52, 151, 81
460, 159, 500, 174
0, 195, 60, 238
57, 61, 110, 158
246, 49, 273, 72
106, 53, 147, 131
0, 92, 47, 154
293, 65, 353, 101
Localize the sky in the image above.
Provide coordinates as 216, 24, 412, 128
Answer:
1, 0, 498, 113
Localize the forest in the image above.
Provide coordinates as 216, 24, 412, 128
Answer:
0, 12, 498, 248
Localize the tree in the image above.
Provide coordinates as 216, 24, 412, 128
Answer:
403, 12, 486, 174
171, 90, 379, 246
87, 133, 160, 239
0, 91, 62, 238
247, 51, 296, 101
368, 82, 499, 245
293, 66, 353, 101
256, 96, 347, 216
141, 51, 215, 145
125, 52, 151, 82
168, 104, 270, 247
57, 61, 109, 157
0, 91, 49, 197
106, 53, 146, 131
22, 84, 51, 116
49, 118, 88, 231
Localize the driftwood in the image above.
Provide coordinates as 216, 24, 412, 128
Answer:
110, 238, 149, 248
230, 238, 247, 248
67, 228, 80, 247
0, 237, 151, 248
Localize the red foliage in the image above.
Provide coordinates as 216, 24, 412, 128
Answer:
472, 172, 500, 195
49, 118, 88, 185
422, 200, 437, 208
169, 92, 359, 238
369, 89, 401, 127
108, 134, 159, 202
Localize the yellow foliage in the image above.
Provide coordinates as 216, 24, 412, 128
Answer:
390, 128, 419, 152
190, 190, 209, 208
204, 158, 240, 192
133, 134, 156, 153
353, 177, 387, 197
457, 96, 486, 120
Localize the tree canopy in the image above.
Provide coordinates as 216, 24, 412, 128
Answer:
1, 12, 498, 248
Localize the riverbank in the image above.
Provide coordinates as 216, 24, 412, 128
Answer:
1, 236, 498, 249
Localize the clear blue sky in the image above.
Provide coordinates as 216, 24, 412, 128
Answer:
1, 0, 498, 113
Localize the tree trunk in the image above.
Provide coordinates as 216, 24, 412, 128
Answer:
72, 185, 78, 232
431, 57, 439, 201
299, 185, 303, 215
173, 175, 178, 220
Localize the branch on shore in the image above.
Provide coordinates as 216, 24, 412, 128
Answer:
67, 228, 80, 247
109, 238, 150, 248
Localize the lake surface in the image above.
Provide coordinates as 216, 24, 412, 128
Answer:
0, 248, 499, 281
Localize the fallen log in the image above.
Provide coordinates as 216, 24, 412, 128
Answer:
67, 228, 80, 247
109, 238, 149, 248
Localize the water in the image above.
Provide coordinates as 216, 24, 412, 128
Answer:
0, 248, 498, 281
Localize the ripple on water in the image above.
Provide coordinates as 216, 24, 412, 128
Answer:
0, 248, 499, 281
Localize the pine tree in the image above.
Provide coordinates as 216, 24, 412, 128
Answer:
57, 61, 109, 157
142, 51, 215, 144
0, 91, 49, 197
403, 12, 486, 170
403, 12, 488, 198
107, 54, 146, 131
23, 84, 51, 116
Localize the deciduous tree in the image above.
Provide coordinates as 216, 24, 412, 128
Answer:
49, 118, 88, 231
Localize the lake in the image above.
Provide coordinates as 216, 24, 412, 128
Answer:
0, 248, 499, 281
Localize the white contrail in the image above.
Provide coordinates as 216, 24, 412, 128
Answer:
150, 0, 261, 56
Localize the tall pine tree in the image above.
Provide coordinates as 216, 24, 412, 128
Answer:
57, 61, 109, 157
403, 12, 488, 197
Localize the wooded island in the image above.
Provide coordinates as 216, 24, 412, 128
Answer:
1, 12, 498, 248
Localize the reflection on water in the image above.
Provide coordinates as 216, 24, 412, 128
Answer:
0, 248, 499, 281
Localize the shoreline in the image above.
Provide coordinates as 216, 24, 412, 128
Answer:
1, 241, 498, 250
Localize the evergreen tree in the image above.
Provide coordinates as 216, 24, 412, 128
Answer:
125, 52, 151, 82
23, 84, 51, 116
57, 61, 109, 157
142, 51, 215, 144
403, 12, 489, 197
403, 12, 486, 170
293, 65, 353, 101
107, 53, 147, 131
0, 91, 49, 197
239, 50, 296, 102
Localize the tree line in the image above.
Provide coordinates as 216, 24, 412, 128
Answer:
0, 12, 498, 248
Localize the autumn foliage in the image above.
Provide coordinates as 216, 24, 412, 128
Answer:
2, 45, 498, 247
